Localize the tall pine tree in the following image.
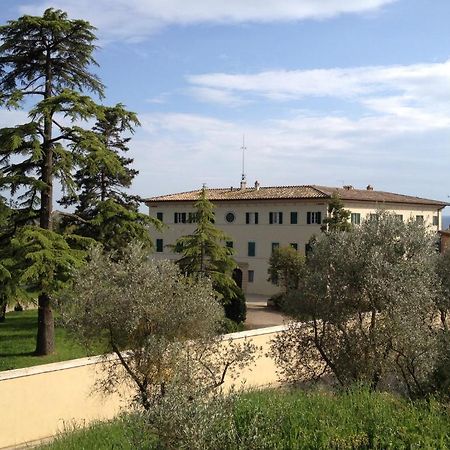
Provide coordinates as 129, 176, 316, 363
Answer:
59, 105, 158, 254
0, 9, 105, 354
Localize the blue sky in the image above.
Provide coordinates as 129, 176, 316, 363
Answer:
1, 0, 450, 209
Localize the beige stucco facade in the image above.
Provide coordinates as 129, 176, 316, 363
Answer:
148, 194, 444, 295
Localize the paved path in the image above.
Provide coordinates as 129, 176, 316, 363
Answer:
245, 294, 288, 330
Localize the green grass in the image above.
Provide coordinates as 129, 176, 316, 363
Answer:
41, 388, 450, 449
0, 310, 104, 372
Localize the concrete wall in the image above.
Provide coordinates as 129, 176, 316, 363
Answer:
0, 325, 285, 449
149, 199, 442, 295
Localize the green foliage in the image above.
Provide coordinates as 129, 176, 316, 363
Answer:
268, 246, 306, 294
58, 105, 158, 253
10, 226, 94, 295
60, 244, 256, 411
0, 8, 106, 353
223, 285, 247, 324
320, 192, 352, 233
172, 187, 244, 322
42, 388, 450, 450
272, 212, 443, 397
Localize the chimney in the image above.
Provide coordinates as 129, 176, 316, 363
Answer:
240, 175, 247, 190
254, 180, 260, 191
366, 184, 374, 191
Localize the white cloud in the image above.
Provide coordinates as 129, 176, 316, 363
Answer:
130, 108, 450, 201
19, 0, 396, 42
188, 61, 450, 131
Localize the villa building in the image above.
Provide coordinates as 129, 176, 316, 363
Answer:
145, 182, 448, 295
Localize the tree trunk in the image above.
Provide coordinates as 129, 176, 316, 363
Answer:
36, 48, 55, 355
35, 292, 55, 355
0, 300, 6, 323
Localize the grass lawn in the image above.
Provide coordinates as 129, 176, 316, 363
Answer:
0, 310, 104, 372
41, 388, 450, 449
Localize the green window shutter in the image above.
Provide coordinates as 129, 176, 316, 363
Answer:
255, 213, 259, 224
246, 213, 250, 224
269, 212, 273, 224
307, 212, 311, 224
156, 239, 163, 252
248, 241, 256, 257
290, 212, 297, 224
317, 212, 322, 224
279, 212, 283, 224
157, 212, 163, 221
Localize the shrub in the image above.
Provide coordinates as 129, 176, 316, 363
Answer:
223, 286, 246, 324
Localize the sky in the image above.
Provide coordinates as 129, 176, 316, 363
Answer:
1, 0, 450, 210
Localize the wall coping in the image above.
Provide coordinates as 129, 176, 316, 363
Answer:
0, 324, 288, 382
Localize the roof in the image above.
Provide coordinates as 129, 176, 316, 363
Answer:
145, 184, 449, 208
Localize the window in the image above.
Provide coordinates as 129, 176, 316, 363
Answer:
290, 243, 298, 250
269, 212, 283, 224
248, 270, 254, 283
290, 212, 298, 224
174, 212, 187, 223
394, 214, 403, 222
156, 212, 163, 221
248, 241, 256, 257
368, 213, 378, 220
271, 242, 280, 253
246, 212, 259, 224
416, 215, 424, 224
433, 216, 439, 226
226, 241, 233, 249
188, 212, 197, 223
225, 212, 235, 223
156, 239, 163, 253
351, 213, 361, 225
306, 211, 322, 224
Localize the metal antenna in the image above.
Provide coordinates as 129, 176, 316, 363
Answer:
241, 135, 246, 183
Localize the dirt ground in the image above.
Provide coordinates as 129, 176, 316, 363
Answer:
245, 294, 288, 330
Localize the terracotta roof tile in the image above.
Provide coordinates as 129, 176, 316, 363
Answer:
145, 185, 448, 208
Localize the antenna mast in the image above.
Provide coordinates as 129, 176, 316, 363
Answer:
240, 135, 247, 189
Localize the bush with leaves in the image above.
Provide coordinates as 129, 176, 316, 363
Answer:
268, 245, 306, 294
271, 213, 443, 397
60, 244, 257, 413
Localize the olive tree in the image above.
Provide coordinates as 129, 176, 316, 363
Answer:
272, 213, 442, 397
60, 244, 257, 411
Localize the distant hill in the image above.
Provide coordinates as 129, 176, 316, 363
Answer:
443, 216, 450, 230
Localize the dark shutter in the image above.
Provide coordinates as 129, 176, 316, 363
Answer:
290, 212, 297, 224
317, 212, 322, 224
248, 242, 256, 257
174, 213, 178, 224
279, 212, 283, 224
157, 212, 163, 221
255, 213, 259, 224
246, 213, 250, 224
307, 212, 311, 224
156, 239, 163, 252
269, 212, 273, 224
